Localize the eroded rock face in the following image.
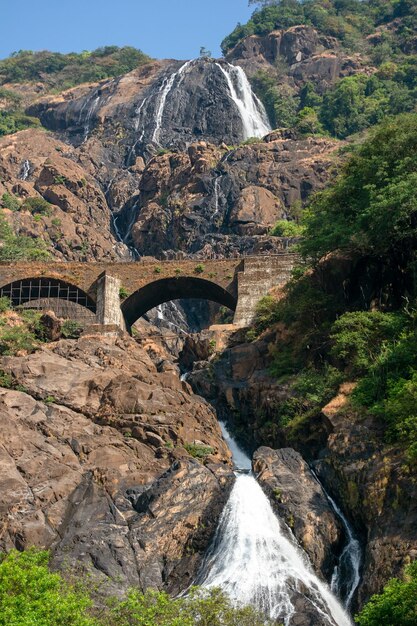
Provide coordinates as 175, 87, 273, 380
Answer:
226, 24, 368, 92
253, 446, 342, 579
0, 130, 128, 261
0, 333, 233, 594
317, 388, 417, 606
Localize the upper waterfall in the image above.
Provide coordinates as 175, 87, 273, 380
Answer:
214, 62, 271, 139
126, 57, 272, 155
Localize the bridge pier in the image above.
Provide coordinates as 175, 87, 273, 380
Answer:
233, 256, 295, 327
95, 272, 125, 329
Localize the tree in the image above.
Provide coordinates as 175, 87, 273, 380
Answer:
355, 561, 417, 626
0, 549, 97, 626
199, 46, 212, 58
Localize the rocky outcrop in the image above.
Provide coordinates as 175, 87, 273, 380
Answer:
0, 333, 233, 594
0, 129, 129, 261
124, 133, 339, 257
227, 25, 369, 92
316, 387, 417, 606
253, 446, 342, 579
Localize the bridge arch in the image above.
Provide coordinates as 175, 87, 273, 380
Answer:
0, 276, 96, 320
121, 276, 237, 328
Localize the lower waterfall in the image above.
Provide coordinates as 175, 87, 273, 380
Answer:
196, 422, 354, 626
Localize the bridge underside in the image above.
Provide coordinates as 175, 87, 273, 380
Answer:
122, 276, 237, 329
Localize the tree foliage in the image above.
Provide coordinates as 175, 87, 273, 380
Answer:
355, 561, 417, 626
0, 549, 273, 626
0, 47, 151, 91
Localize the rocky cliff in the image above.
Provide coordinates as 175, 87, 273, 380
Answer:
0, 331, 234, 595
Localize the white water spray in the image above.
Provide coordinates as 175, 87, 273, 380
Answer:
152, 61, 193, 144
215, 62, 271, 139
19, 159, 31, 181
82, 94, 101, 142
212, 176, 222, 223
198, 424, 353, 626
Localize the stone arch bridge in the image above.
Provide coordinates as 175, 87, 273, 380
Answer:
0, 255, 296, 331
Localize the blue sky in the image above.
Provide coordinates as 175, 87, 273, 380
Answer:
0, 0, 254, 60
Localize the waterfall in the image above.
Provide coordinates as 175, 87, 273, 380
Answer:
311, 471, 362, 608
152, 61, 193, 144
80, 92, 101, 142
214, 62, 271, 139
212, 176, 222, 223
19, 159, 31, 181
197, 424, 354, 626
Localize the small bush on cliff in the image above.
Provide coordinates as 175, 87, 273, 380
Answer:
355, 560, 417, 626
184, 442, 214, 460
0, 214, 50, 261
61, 319, 83, 339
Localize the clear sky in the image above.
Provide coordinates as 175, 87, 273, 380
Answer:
0, 0, 255, 61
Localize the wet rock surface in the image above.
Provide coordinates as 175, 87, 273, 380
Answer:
253, 446, 343, 579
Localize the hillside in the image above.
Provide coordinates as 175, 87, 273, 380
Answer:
0, 1, 417, 625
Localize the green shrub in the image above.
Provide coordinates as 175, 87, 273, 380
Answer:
22, 196, 53, 216
61, 319, 83, 339
1, 192, 20, 211
119, 286, 130, 300
355, 561, 417, 626
194, 264, 205, 274
154, 266, 162, 274
0, 297, 11, 313
0, 215, 50, 261
0, 549, 97, 626
0, 369, 13, 389
184, 442, 214, 460
270, 220, 304, 237
0, 325, 38, 355
330, 311, 406, 377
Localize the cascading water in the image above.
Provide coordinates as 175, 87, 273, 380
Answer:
197, 422, 354, 626
19, 159, 31, 181
311, 471, 362, 609
214, 62, 271, 139
152, 60, 193, 144
80, 92, 101, 142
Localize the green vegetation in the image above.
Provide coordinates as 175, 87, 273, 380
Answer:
22, 196, 53, 216
0, 47, 151, 91
0, 549, 272, 626
0, 306, 48, 356
0, 85, 41, 137
248, 113, 417, 461
0, 214, 50, 261
223, 0, 417, 55
184, 442, 214, 460
224, 1, 417, 139
270, 219, 304, 237
194, 263, 205, 274
119, 286, 130, 300
61, 319, 83, 339
355, 561, 417, 625
0, 549, 96, 626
